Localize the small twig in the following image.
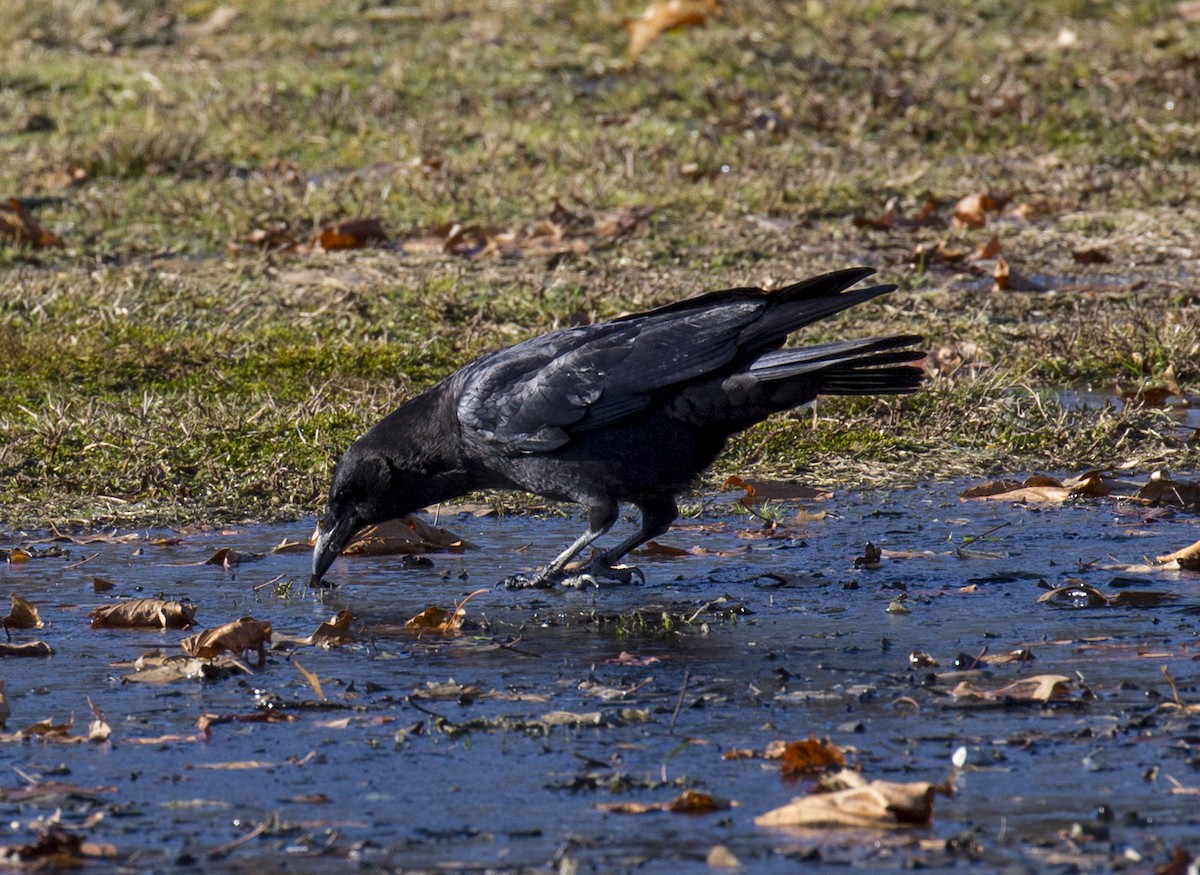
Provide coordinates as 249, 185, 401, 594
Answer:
668, 669, 689, 737
961, 521, 1010, 545
207, 822, 268, 859
64, 552, 99, 570
1162, 664, 1183, 707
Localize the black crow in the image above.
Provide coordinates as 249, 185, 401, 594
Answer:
311, 267, 923, 588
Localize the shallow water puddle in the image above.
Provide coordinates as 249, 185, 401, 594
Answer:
1, 480, 1198, 871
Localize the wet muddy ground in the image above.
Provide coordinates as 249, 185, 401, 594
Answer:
1, 478, 1199, 873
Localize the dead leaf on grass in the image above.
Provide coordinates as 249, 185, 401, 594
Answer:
307, 217, 388, 252
951, 192, 996, 230
177, 5, 240, 37
29, 162, 88, 192
2, 594, 43, 629
755, 769, 940, 829
89, 598, 196, 629
181, 617, 271, 663
0, 198, 61, 248
992, 257, 1047, 292
624, 0, 723, 62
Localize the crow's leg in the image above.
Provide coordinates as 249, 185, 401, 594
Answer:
562, 498, 677, 587
500, 500, 619, 589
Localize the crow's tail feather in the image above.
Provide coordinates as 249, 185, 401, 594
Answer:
747, 334, 925, 397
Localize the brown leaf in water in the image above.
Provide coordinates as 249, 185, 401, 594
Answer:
1120, 385, 1173, 407
1156, 538, 1200, 569
294, 659, 325, 701
777, 736, 847, 775
597, 789, 732, 814
330, 516, 471, 556
0, 198, 61, 247
181, 617, 271, 662
307, 609, 356, 648
200, 547, 264, 567
403, 588, 488, 635
0, 641, 54, 657
89, 598, 196, 629
2, 594, 43, 629
1137, 472, 1200, 511
624, 0, 723, 62
755, 769, 939, 828
951, 674, 1072, 703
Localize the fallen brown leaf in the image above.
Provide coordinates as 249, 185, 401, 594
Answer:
89, 598, 196, 629
181, 617, 272, 663
308, 217, 388, 252
755, 769, 940, 828
597, 789, 732, 814
0, 198, 60, 248
331, 516, 471, 556
403, 588, 488, 634
951, 674, 1072, 703
624, 0, 722, 62
951, 192, 995, 230
2, 594, 43, 629
777, 736, 847, 775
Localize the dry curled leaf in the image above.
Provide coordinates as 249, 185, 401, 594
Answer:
308, 609, 356, 647
333, 516, 471, 555
624, 0, 722, 62
1156, 539, 1200, 569
0, 640, 54, 657
755, 769, 940, 829
777, 736, 847, 776
181, 617, 271, 663
597, 789, 732, 814
951, 192, 995, 230
2, 594, 43, 629
308, 217, 388, 252
951, 674, 1072, 703
89, 598, 196, 629
0, 198, 61, 248
403, 588, 488, 635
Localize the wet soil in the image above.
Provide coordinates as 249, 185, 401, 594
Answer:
1, 480, 1198, 873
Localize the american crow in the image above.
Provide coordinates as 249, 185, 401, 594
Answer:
311, 267, 923, 588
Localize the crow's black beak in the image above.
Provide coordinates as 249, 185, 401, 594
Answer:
310, 513, 360, 587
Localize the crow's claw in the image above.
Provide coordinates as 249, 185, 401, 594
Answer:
498, 573, 554, 590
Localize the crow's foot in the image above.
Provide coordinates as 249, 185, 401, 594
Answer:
562, 561, 645, 588
497, 572, 554, 590
498, 562, 644, 590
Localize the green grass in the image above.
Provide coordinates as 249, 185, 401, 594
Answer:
1, 0, 1198, 527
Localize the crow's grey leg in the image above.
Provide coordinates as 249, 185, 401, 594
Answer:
500, 500, 619, 589
564, 498, 677, 586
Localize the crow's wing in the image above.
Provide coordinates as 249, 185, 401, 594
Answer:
456, 299, 764, 452
456, 268, 889, 453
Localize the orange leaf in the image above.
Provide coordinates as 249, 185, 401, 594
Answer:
0, 198, 61, 248
778, 736, 847, 775
310, 217, 387, 252
950, 192, 994, 230
624, 0, 722, 62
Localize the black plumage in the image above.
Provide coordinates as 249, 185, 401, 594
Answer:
311, 267, 924, 588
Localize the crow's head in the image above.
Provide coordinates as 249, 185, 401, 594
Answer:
311, 443, 409, 587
